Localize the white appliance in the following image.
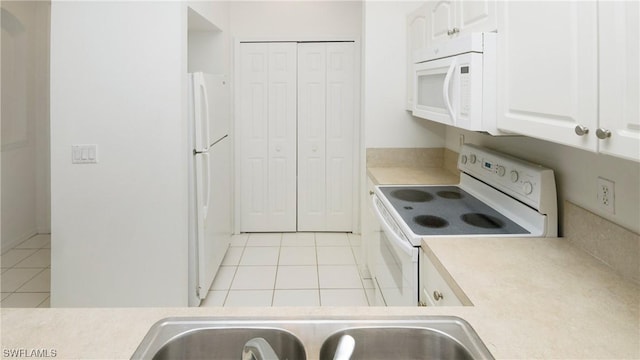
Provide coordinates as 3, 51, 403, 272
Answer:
188, 72, 231, 306
413, 33, 500, 134
370, 144, 557, 306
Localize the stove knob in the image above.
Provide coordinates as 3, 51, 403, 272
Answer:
510, 170, 519, 183
460, 155, 468, 164
469, 154, 477, 164
523, 181, 533, 195
496, 165, 506, 177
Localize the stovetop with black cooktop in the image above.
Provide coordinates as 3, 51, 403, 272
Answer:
378, 186, 529, 236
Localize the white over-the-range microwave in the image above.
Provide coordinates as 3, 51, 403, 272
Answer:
413, 32, 503, 135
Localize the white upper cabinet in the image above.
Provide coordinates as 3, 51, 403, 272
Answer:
424, 0, 497, 49
496, 1, 639, 162
496, 1, 599, 151
424, 0, 456, 47
456, 0, 497, 34
598, 1, 640, 162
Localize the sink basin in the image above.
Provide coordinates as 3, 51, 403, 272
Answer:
132, 318, 306, 360
319, 327, 475, 360
150, 327, 306, 360
131, 316, 493, 360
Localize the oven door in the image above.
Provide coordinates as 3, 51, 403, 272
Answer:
371, 196, 419, 306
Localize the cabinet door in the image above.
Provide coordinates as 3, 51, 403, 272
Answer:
239, 43, 297, 231
598, 1, 640, 162
456, 0, 497, 34
424, 0, 456, 49
496, 1, 598, 151
406, 4, 428, 110
419, 249, 462, 307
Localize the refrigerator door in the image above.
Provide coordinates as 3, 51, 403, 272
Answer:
194, 151, 213, 299
192, 72, 211, 152
202, 74, 229, 144
195, 138, 232, 300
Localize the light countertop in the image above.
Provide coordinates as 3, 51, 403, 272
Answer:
3, 237, 638, 360
2, 166, 637, 359
421, 236, 640, 359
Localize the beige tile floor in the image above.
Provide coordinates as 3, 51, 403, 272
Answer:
1, 234, 51, 308
0, 232, 373, 308
200, 232, 374, 307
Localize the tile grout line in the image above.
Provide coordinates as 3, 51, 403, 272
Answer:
1, 234, 52, 307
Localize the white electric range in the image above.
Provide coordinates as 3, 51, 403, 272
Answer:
370, 144, 557, 306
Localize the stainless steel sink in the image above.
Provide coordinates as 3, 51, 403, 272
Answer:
150, 328, 305, 360
320, 327, 476, 360
131, 316, 493, 360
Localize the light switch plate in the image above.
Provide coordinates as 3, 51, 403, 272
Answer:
72, 144, 98, 164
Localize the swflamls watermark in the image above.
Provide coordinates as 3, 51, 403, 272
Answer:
2, 348, 57, 358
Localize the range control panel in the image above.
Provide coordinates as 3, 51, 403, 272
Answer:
457, 144, 556, 213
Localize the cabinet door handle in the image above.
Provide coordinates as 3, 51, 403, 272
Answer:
433, 290, 443, 301
574, 124, 589, 136
369, 191, 374, 195
447, 27, 460, 36
596, 128, 612, 139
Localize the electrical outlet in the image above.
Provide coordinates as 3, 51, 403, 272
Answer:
596, 177, 615, 213
459, 134, 465, 148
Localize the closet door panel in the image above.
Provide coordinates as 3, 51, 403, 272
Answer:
239, 43, 297, 231
297, 43, 327, 231
325, 43, 355, 231
239, 43, 269, 231
267, 43, 297, 231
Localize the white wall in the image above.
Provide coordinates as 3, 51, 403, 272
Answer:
1, 1, 50, 253
50, 1, 189, 306
363, 1, 445, 148
445, 128, 640, 235
188, 1, 231, 74
229, 1, 361, 40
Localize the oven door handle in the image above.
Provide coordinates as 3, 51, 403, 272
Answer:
372, 196, 417, 258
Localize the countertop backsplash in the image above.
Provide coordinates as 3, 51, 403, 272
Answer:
564, 201, 640, 285
366, 147, 456, 170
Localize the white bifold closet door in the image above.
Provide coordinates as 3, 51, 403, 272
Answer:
239, 43, 297, 232
239, 42, 355, 232
297, 42, 355, 231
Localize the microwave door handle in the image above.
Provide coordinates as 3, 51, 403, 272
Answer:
443, 59, 457, 123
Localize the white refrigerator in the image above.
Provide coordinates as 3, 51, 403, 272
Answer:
188, 72, 231, 306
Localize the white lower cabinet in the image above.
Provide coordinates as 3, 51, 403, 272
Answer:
419, 249, 463, 306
